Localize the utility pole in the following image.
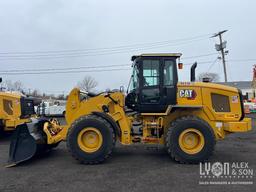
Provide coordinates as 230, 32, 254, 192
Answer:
252, 65, 256, 98
212, 30, 228, 82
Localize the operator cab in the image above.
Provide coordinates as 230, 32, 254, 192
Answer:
126, 53, 181, 113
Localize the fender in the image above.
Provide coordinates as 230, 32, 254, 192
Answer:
92, 111, 121, 137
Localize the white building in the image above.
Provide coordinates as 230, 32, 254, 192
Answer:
218, 81, 254, 99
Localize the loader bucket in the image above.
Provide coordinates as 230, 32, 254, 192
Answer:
7, 124, 37, 167
6, 118, 56, 167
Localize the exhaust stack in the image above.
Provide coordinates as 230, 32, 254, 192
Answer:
190, 62, 197, 82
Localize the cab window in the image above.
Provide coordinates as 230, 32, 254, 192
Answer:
142, 60, 160, 87
164, 60, 174, 86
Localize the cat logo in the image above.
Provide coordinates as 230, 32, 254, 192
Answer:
179, 89, 196, 99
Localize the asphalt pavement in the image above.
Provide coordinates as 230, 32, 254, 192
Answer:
0, 115, 255, 192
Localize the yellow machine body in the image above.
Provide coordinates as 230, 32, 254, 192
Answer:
7, 53, 252, 166
43, 82, 251, 146
0, 92, 32, 132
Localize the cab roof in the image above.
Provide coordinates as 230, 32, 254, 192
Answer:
131, 53, 182, 61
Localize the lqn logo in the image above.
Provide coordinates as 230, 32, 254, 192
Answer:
199, 162, 253, 185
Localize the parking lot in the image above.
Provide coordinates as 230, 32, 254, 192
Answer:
0, 115, 255, 192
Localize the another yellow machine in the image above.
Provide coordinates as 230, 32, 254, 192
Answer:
0, 91, 36, 136
8, 53, 251, 166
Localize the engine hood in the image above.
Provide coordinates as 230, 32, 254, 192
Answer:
177, 82, 238, 93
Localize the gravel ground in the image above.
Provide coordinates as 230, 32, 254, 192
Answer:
0, 115, 255, 192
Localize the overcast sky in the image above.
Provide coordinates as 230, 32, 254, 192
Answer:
0, 0, 255, 95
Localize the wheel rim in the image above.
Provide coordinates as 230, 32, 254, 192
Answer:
77, 127, 103, 153
178, 128, 205, 154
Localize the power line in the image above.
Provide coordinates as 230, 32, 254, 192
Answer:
0, 39, 206, 60
207, 58, 219, 72
0, 68, 130, 75
228, 59, 256, 62
0, 61, 211, 74
0, 37, 211, 61
0, 33, 211, 55
1, 49, 217, 66
1, 59, 237, 75
1, 60, 215, 75
2, 57, 251, 74
183, 60, 216, 66
0, 64, 131, 72
0, 52, 220, 73
182, 52, 218, 60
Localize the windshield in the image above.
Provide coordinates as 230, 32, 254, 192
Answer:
127, 62, 139, 93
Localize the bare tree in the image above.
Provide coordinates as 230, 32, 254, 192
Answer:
77, 76, 98, 91
48, 94, 54, 99
2, 80, 24, 91
197, 72, 220, 82
2, 80, 12, 91
57, 94, 65, 100
13, 81, 24, 91
31, 89, 41, 97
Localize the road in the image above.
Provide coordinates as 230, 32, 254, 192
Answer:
0, 115, 255, 192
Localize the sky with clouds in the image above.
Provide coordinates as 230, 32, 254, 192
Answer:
0, 0, 255, 95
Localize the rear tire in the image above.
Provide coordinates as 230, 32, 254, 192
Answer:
165, 116, 216, 164
67, 115, 115, 164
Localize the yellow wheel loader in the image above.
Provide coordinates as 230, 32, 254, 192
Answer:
7, 53, 252, 167
0, 91, 36, 136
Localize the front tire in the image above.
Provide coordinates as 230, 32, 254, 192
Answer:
67, 115, 115, 164
165, 116, 216, 164
0, 120, 5, 138
0, 126, 5, 138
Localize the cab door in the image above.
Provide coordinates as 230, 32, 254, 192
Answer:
140, 59, 161, 104
138, 57, 177, 112
139, 58, 165, 112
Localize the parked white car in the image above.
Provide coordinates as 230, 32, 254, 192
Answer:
37, 101, 66, 116
244, 102, 256, 112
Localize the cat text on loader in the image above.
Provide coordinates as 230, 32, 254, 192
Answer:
7, 53, 251, 167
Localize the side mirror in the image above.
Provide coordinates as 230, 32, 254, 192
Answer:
120, 86, 124, 93
0, 77, 2, 83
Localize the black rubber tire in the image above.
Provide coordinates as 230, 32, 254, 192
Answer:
0, 126, 5, 138
0, 120, 5, 138
165, 116, 216, 164
67, 114, 115, 164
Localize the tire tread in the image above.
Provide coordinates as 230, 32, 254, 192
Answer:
165, 115, 216, 164
66, 114, 115, 164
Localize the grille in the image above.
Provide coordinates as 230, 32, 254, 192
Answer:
211, 93, 230, 112
20, 97, 35, 118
